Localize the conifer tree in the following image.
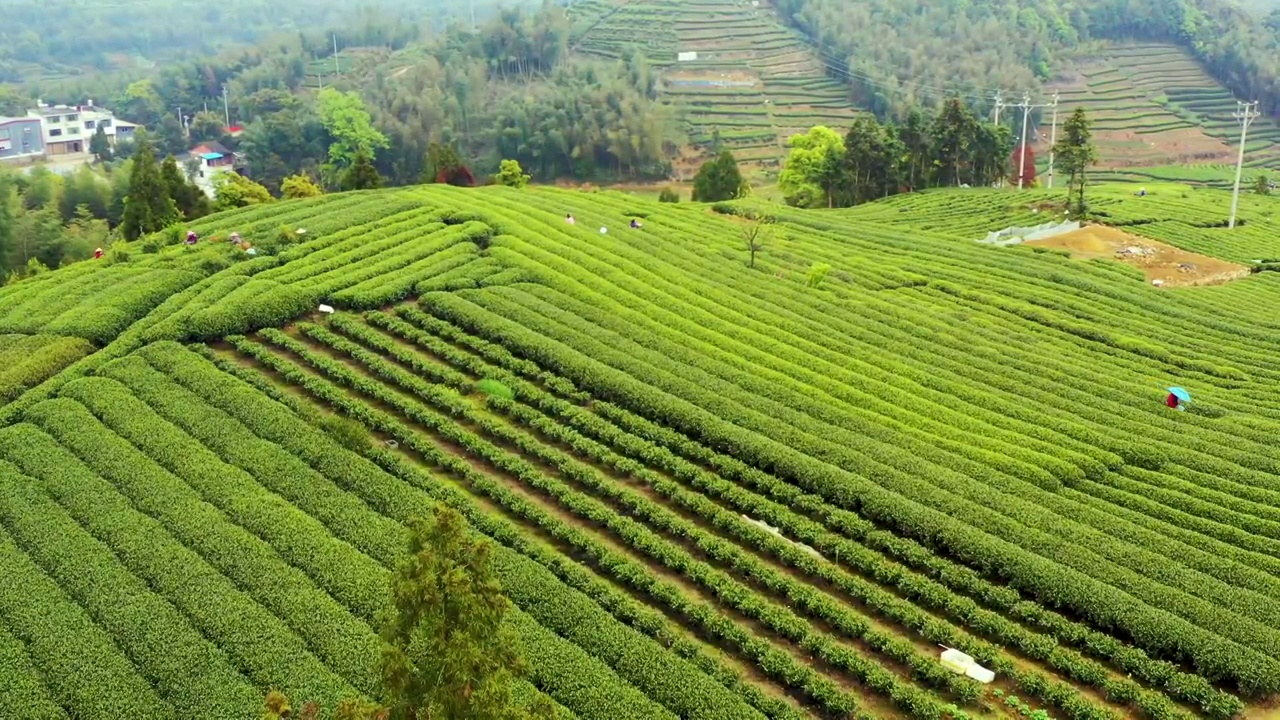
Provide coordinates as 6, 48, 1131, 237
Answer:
120, 132, 179, 240
1053, 107, 1096, 215
381, 507, 541, 720
342, 151, 383, 191
159, 155, 209, 219
691, 149, 746, 202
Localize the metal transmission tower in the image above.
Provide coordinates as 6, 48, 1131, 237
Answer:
1045, 92, 1060, 190
1229, 100, 1261, 229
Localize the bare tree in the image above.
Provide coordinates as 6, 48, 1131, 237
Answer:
741, 215, 773, 268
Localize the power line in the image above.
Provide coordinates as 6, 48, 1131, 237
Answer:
1045, 91, 1060, 189
1015, 92, 1056, 189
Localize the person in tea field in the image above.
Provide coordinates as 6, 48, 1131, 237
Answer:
1165, 386, 1190, 411
186, 231, 198, 245
565, 214, 575, 225
630, 218, 642, 229
93, 247, 104, 259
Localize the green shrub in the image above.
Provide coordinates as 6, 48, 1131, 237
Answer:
658, 188, 680, 203
475, 378, 515, 401
806, 262, 831, 288
318, 414, 371, 451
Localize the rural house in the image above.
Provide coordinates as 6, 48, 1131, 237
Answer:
181, 140, 247, 198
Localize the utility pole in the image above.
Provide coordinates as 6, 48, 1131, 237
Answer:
993, 91, 1007, 187
1017, 93, 1032, 190
333, 34, 340, 78
222, 86, 230, 127
1229, 100, 1260, 229
470, 0, 476, 29
1046, 91, 1060, 190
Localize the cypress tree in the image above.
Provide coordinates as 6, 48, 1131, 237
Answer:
121, 133, 179, 240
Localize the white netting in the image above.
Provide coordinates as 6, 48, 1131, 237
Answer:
978, 220, 1080, 246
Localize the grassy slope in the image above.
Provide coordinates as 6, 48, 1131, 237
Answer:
2, 184, 1280, 718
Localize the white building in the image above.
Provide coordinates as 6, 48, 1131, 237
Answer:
181, 140, 246, 198
26, 99, 139, 156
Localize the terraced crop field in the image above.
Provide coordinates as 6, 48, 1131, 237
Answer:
1045, 42, 1280, 182
6, 183, 1280, 720
569, 0, 862, 179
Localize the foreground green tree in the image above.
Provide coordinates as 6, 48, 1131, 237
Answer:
382, 507, 540, 720
494, 159, 531, 188
281, 173, 324, 199
120, 133, 179, 240
1254, 172, 1271, 196
691, 149, 746, 202
778, 126, 844, 208
1053, 107, 1096, 215
261, 506, 555, 719
261, 690, 386, 720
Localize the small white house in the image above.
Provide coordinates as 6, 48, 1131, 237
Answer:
182, 141, 246, 198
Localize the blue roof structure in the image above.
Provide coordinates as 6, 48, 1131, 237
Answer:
200, 152, 223, 160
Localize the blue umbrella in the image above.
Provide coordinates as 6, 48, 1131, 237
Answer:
1167, 387, 1192, 403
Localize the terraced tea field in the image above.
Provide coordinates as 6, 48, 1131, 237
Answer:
568, 0, 862, 178
5, 183, 1280, 719
1046, 43, 1280, 183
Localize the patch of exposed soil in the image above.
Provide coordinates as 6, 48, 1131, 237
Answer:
1026, 224, 1250, 287
1090, 128, 1235, 167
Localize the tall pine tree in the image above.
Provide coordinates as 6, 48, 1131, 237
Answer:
1053, 108, 1096, 215
120, 133, 179, 240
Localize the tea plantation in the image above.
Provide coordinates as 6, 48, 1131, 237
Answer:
2, 183, 1280, 720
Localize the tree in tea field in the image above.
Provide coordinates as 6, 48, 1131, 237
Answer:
494, 159, 531, 188
1053, 107, 1096, 215
381, 506, 549, 720
692, 149, 746, 202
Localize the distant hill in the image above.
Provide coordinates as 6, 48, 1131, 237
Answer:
1042, 42, 1280, 185
568, 0, 862, 178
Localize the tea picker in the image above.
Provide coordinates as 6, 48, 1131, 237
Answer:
1165, 386, 1191, 412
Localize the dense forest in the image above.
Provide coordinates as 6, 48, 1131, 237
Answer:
775, 0, 1280, 118
5, 0, 1280, 188
0, 0, 524, 82
4, 3, 676, 187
